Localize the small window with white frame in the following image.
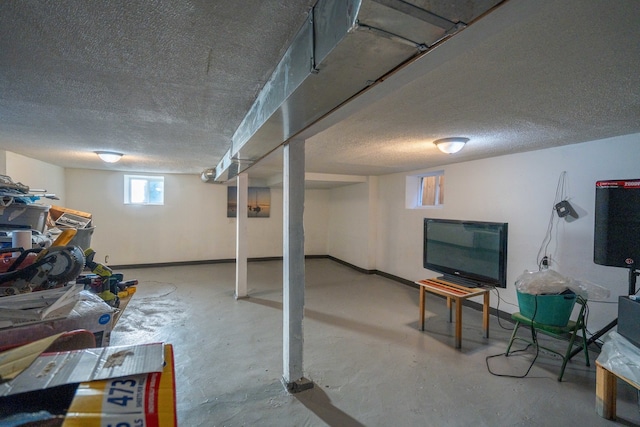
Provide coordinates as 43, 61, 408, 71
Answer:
124, 175, 165, 205
419, 171, 444, 207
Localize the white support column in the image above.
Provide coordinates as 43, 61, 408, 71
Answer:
235, 172, 248, 299
282, 139, 313, 393
367, 176, 379, 270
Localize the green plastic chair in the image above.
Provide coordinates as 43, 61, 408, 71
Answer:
505, 295, 590, 381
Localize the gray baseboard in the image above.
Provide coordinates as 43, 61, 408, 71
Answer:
109, 254, 512, 321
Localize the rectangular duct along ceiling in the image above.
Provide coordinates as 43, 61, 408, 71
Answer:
206, 0, 495, 183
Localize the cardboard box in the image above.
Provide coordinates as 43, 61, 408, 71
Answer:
49, 206, 92, 222
0, 342, 165, 396
55, 212, 92, 229
47, 205, 95, 249
0, 344, 176, 426
62, 344, 177, 427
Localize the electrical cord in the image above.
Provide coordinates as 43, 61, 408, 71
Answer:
536, 171, 569, 269
537, 207, 556, 269
580, 302, 605, 349
490, 171, 588, 378
486, 342, 540, 379
489, 286, 518, 331
486, 294, 541, 378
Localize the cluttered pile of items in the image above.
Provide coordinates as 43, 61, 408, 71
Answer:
0, 174, 136, 344
0, 175, 177, 426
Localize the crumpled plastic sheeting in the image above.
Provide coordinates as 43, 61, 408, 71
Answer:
597, 331, 640, 387
69, 290, 115, 318
514, 269, 610, 301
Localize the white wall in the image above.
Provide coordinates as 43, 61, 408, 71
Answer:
5, 151, 66, 205
63, 169, 329, 265
1, 151, 329, 264
326, 177, 378, 270
6, 134, 639, 331
304, 189, 330, 255
328, 133, 640, 331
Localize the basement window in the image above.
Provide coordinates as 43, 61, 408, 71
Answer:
124, 175, 164, 205
419, 172, 444, 206
406, 170, 444, 209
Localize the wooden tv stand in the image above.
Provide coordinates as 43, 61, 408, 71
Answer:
415, 278, 490, 349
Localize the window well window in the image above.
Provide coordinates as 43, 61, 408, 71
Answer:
405, 170, 444, 209
419, 172, 444, 206
124, 175, 164, 205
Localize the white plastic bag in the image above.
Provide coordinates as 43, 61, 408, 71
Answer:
597, 331, 640, 387
515, 269, 610, 300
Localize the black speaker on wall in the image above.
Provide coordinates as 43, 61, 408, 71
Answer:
594, 179, 640, 268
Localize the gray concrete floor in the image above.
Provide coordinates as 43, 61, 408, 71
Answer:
111, 259, 640, 426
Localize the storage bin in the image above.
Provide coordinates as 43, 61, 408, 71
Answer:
516, 290, 577, 327
67, 226, 95, 250
0, 204, 49, 232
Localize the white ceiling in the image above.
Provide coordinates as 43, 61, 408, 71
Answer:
1, 0, 639, 188
0, 0, 316, 174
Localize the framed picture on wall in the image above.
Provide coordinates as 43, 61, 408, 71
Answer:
227, 186, 271, 218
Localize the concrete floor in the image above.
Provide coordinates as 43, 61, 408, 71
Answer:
111, 259, 639, 426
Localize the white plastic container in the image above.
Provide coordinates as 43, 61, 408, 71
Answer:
0, 204, 50, 232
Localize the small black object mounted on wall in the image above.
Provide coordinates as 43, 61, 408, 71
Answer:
554, 200, 578, 219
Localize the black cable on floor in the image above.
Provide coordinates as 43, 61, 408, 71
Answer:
485, 295, 540, 378
489, 286, 518, 331
485, 342, 540, 379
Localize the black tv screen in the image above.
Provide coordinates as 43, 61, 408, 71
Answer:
423, 219, 508, 288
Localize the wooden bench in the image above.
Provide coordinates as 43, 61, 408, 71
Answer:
596, 360, 640, 420
415, 278, 490, 349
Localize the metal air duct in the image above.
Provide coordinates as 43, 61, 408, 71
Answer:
202, 0, 492, 183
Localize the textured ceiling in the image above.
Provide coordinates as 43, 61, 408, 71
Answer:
305, 0, 640, 172
253, 0, 640, 185
1, 0, 639, 186
0, 0, 316, 173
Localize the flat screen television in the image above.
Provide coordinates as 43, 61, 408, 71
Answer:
423, 218, 508, 288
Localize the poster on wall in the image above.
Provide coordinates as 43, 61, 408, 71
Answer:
227, 187, 271, 218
